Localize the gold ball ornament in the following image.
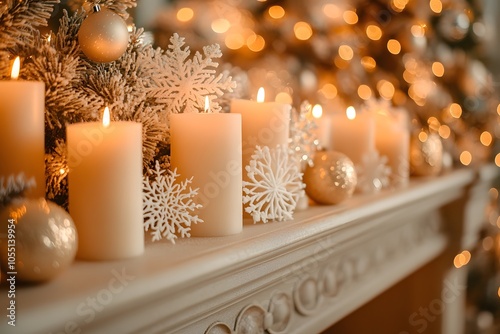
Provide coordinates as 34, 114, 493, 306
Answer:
410, 132, 443, 176
0, 198, 78, 282
303, 151, 357, 205
78, 5, 129, 63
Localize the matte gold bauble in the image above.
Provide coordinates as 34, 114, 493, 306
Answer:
303, 151, 357, 205
410, 132, 443, 176
78, 5, 129, 63
0, 198, 78, 282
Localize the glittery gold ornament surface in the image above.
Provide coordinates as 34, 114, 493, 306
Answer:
78, 6, 129, 63
0, 198, 78, 282
303, 151, 357, 205
410, 132, 443, 176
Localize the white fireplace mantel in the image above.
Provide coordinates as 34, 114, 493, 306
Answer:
1, 165, 497, 334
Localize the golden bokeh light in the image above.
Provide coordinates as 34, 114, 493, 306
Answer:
430, 0, 443, 14
480, 131, 493, 146
247, 34, 265, 52
338, 45, 354, 61
323, 4, 341, 19
387, 39, 401, 55
449, 103, 462, 118
378, 80, 395, 100
495, 153, 500, 167
320, 83, 338, 99
211, 18, 230, 34
269, 5, 285, 19
343, 10, 358, 24
453, 250, 471, 268
392, 0, 409, 11
177, 7, 194, 22
438, 125, 451, 139
358, 84, 372, 100
497, 104, 500, 116
294, 21, 313, 41
366, 24, 383, 40
432, 62, 445, 77
225, 33, 245, 50
460, 151, 472, 166
361, 56, 376, 71
418, 131, 428, 142
411, 24, 426, 37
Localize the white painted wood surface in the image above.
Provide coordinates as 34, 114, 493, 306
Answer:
1, 166, 496, 334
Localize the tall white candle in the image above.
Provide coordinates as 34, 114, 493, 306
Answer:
230, 88, 291, 169
0, 57, 45, 197
311, 104, 331, 150
67, 107, 144, 260
170, 103, 242, 237
329, 106, 375, 166
375, 108, 409, 187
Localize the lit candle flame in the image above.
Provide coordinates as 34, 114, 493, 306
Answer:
11, 57, 20, 80
204, 96, 210, 113
346, 106, 356, 120
312, 104, 323, 118
257, 87, 265, 103
102, 106, 110, 128
47, 34, 51, 43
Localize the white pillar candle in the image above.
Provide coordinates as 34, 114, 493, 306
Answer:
0, 57, 45, 197
329, 106, 375, 166
375, 108, 410, 187
170, 112, 243, 236
230, 88, 291, 169
67, 108, 144, 260
311, 104, 331, 150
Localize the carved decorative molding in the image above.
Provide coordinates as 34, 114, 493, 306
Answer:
203, 213, 443, 334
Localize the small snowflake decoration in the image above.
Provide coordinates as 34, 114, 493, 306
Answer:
150, 33, 237, 115
289, 101, 319, 169
355, 151, 391, 194
243, 145, 305, 224
143, 161, 203, 244
0, 173, 36, 206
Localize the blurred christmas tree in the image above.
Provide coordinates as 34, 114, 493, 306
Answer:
149, 0, 500, 166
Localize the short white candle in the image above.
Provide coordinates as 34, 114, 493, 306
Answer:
230, 87, 291, 169
375, 108, 410, 187
170, 98, 243, 236
329, 106, 375, 166
0, 57, 45, 197
67, 107, 144, 260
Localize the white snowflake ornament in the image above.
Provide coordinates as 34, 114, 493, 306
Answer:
243, 145, 305, 224
143, 161, 203, 244
355, 151, 391, 194
150, 33, 237, 115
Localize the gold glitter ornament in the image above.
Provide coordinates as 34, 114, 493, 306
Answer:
0, 198, 78, 282
303, 151, 357, 205
410, 132, 443, 176
78, 5, 129, 63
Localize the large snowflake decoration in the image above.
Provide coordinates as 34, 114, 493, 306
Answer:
243, 145, 305, 224
143, 161, 203, 244
0, 173, 36, 206
355, 150, 391, 194
150, 33, 237, 115
289, 101, 319, 170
